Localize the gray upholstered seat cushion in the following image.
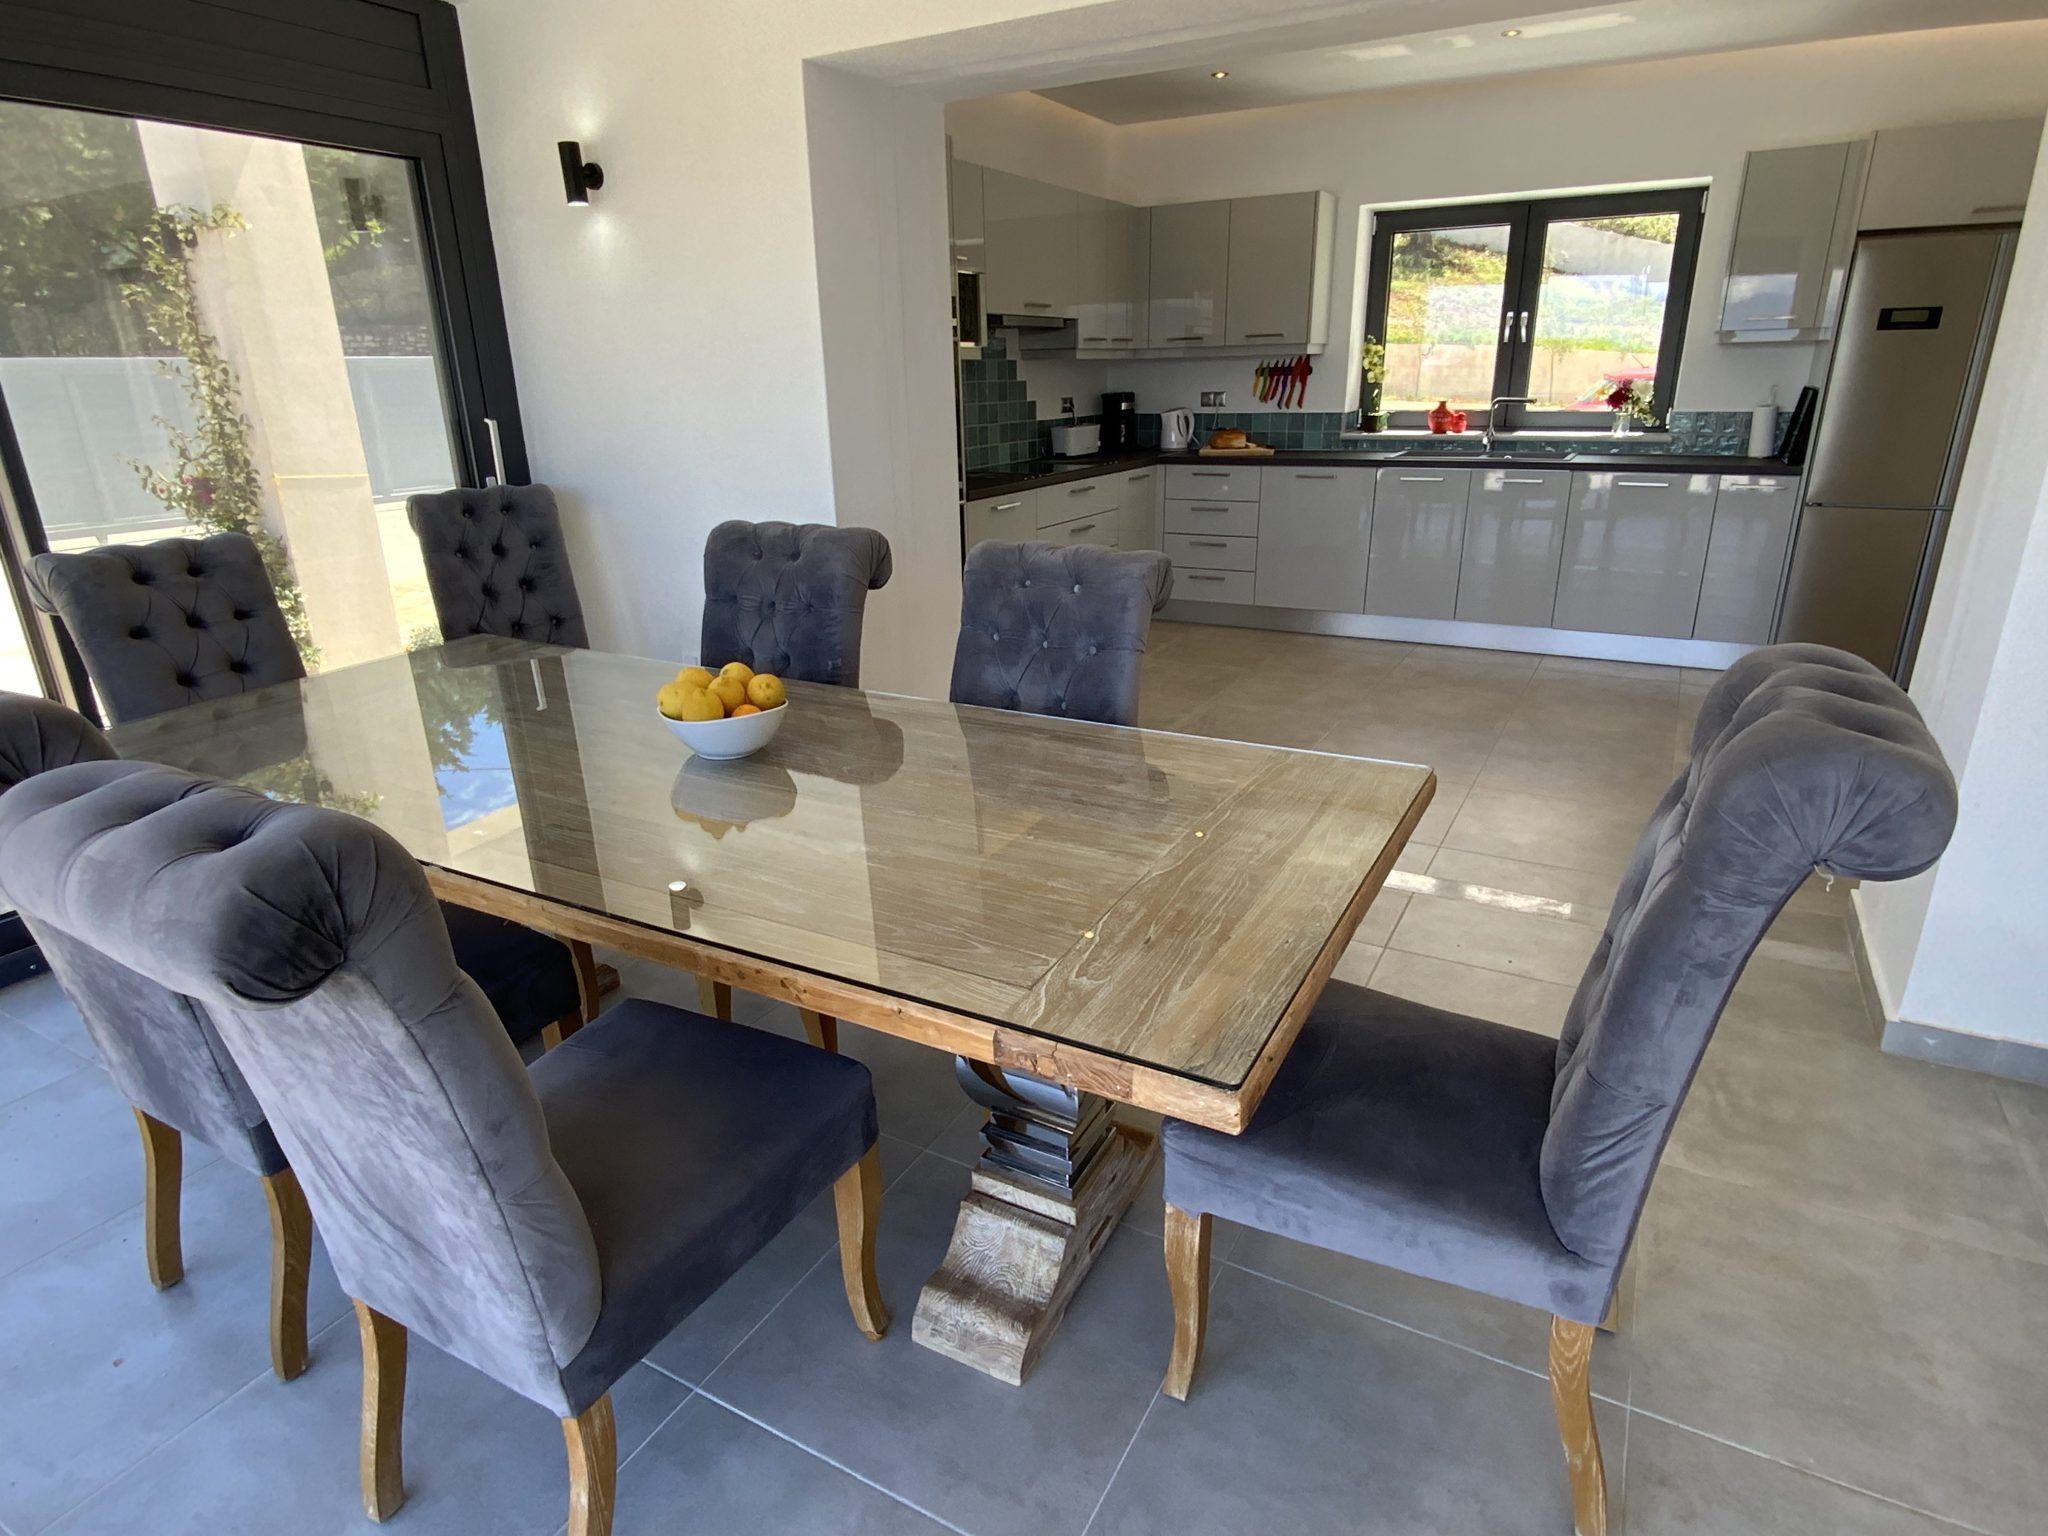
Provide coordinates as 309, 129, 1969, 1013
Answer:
950, 542, 1173, 727
539, 1000, 878, 1411
1163, 643, 1957, 1326
25, 533, 303, 724
1163, 984, 1611, 1320
701, 521, 893, 687
408, 485, 589, 648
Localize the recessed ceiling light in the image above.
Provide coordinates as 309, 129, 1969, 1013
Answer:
1210, 70, 1229, 79
1501, 27, 1523, 37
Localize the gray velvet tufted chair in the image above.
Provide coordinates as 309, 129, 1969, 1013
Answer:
950, 541, 1173, 726
1156, 644, 1958, 1536
26, 532, 304, 724
407, 483, 589, 647
700, 521, 893, 687
0, 760, 888, 1536
0, 690, 311, 1381
27, 532, 591, 1049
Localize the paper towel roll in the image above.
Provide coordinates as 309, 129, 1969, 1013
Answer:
1748, 404, 1779, 458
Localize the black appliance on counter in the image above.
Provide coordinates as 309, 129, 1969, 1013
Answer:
1100, 391, 1137, 452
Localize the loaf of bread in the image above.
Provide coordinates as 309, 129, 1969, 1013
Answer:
1207, 428, 1250, 450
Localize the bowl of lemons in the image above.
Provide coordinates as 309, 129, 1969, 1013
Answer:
656, 661, 789, 759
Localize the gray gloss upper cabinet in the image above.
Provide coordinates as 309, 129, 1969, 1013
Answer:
1719, 141, 1861, 336
1255, 465, 1372, 612
1456, 469, 1568, 628
949, 157, 983, 271
1149, 200, 1231, 346
1105, 203, 1150, 348
1860, 118, 2041, 230
1074, 193, 1113, 345
1224, 192, 1334, 347
1366, 468, 1469, 620
983, 168, 1078, 320
1554, 472, 1717, 638
1694, 475, 1798, 643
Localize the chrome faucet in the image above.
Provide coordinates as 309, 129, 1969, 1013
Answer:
1483, 396, 1535, 456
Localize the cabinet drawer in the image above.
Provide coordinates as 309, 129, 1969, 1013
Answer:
1166, 465, 1261, 502
1040, 510, 1118, 549
963, 489, 1039, 553
1164, 499, 1260, 538
1039, 477, 1120, 527
1164, 531, 1257, 572
1554, 472, 1716, 638
1172, 568, 1256, 604
1694, 476, 1797, 643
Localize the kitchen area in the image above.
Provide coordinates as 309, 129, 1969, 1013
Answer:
950, 107, 2039, 681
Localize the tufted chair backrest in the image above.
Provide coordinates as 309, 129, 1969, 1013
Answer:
26, 533, 303, 724
0, 760, 601, 1409
701, 521, 893, 686
950, 542, 1173, 727
1539, 644, 1956, 1268
408, 484, 589, 648
0, 692, 282, 1175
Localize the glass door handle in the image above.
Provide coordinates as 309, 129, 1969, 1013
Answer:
1519, 311, 1530, 343
483, 417, 508, 488
1500, 311, 1514, 343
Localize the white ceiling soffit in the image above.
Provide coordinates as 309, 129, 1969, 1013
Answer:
822, 0, 2048, 120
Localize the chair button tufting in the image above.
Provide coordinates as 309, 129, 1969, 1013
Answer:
518, 578, 534, 592
1041, 640, 1050, 649
1088, 645, 1098, 656
492, 544, 506, 557
233, 609, 250, 621
187, 566, 203, 578
481, 586, 497, 600
229, 660, 250, 674
175, 673, 196, 687
462, 509, 473, 519
1021, 580, 1031, 589
129, 626, 149, 640
186, 613, 205, 629
1073, 584, 1082, 593
133, 572, 151, 585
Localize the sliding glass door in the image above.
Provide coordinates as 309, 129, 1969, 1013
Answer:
0, 101, 469, 688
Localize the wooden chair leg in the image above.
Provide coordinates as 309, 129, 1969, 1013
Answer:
1161, 1203, 1212, 1401
133, 1108, 183, 1290
262, 1169, 313, 1382
563, 1393, 617, 1536
354, 1300, 407, 1522
568, 939, 603, 1030
1548, 1316, 1608, 1536
539, 1019, 567, 1052
800, 1009, 839, 1052
831, 1145, 889, 1340
695, 975, 733, 1021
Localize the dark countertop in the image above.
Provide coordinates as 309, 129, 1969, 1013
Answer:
963, 448, 1801, 500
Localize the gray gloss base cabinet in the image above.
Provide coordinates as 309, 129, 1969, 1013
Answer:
1117, 467, 1162, 551
1366, 469, 1469, 620
1554, 472, 1718, 639
1255, 465, 1370, 612
1694, 476, 1798, 643
1456, 469, 1569, 627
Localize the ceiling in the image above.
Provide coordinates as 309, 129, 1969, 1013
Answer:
1036, 0, 2048, 124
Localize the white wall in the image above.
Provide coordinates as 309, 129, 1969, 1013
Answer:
1063, 22, 2048, 418
1856, 129, 2048, 1051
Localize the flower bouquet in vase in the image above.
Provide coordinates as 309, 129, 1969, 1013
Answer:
1600, 379, 1659, 436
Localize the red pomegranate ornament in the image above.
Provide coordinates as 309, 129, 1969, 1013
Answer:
1427, 400, 1457, 434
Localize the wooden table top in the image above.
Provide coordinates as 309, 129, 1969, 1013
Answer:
109, 637, 1433, 1131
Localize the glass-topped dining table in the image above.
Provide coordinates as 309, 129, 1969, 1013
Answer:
109, 636, 1434, 1383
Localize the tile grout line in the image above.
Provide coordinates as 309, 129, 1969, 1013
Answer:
1078, 1390, 1162, 1536
688, 1389, 981, 1536
1991, 1086, 2048, 1236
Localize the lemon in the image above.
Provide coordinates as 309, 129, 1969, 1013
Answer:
675, 665, 714, 689
730, 703, 762, 717
672, 685, 725, 722
708, 673, 748, 713
656, 680, 696, 718
719, 660, 756, 687
745, 674, 786, 710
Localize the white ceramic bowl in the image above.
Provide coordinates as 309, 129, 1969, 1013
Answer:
660, 701, 787, 760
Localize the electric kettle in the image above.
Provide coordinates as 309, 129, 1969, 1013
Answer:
1160, 408, 1194, 451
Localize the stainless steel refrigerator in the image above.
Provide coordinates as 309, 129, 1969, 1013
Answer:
1777, 226, 2016, 679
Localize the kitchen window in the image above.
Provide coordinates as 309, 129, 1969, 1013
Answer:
1361, 187, 1706, 432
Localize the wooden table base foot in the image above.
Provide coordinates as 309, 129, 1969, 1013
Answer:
912, 1122, 1157, 1385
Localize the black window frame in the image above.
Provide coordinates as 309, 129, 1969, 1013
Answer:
1361, 186, 1706, 434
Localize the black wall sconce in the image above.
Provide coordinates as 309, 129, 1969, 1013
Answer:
558, 141, 605, 206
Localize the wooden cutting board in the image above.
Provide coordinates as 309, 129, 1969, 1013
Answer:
1196, 444, 1277, 457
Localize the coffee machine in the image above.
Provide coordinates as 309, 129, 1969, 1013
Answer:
1100, 391, 1137, 452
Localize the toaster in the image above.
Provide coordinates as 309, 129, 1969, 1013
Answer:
1049, 421, 1101, 458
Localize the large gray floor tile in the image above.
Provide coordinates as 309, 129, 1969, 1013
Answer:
0, 1158, 349, 1534
1086, 1263, 1622, 1536
607, 1395, 955, 1535
1715, 947, 1875, 1045
46, 1332, 687, 1536
1367, 948, 1577, 1037
1443, 786, 1646, 875
704, 1153, 1168, 1536
1996, 1080, 2048, 1228
0, 1064, 218, 1281
1631, 1165, 2048, 1535
1386, 890, 1601, 987
0, 1018, 88, 1109
1622, 1415, 1975, 1536
0, 973, 93, 1059
1419, 845, 1617, 927
1670, 1028, 2048, 1263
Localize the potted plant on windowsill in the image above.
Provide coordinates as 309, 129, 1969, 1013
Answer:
1359, 334, 1388, 432
1600, 378, 1659, 436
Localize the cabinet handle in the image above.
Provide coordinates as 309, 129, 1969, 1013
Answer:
1109, 336, 1135, 343
994, 501, 1024, 510
1244, 332, 1286, 339
1082, 335, 1109, 343
1398, 475, 1446, 482
1295, 473, 1337, 480
1067, 485, 1096, 495
1126, 473, 1151, 482
1187, 573, 1226, 582
1745, 313, 1799, 322
1188, 540, 1230, 548
1191, 471, 1230, 478
1972, 203, 2025, 215
1617, 479, 1670, 487
1502, 476, 1547, 484
1066, 523, 1097, 534
1023, 301, 1053, 309
1173, 333, 1208, 341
